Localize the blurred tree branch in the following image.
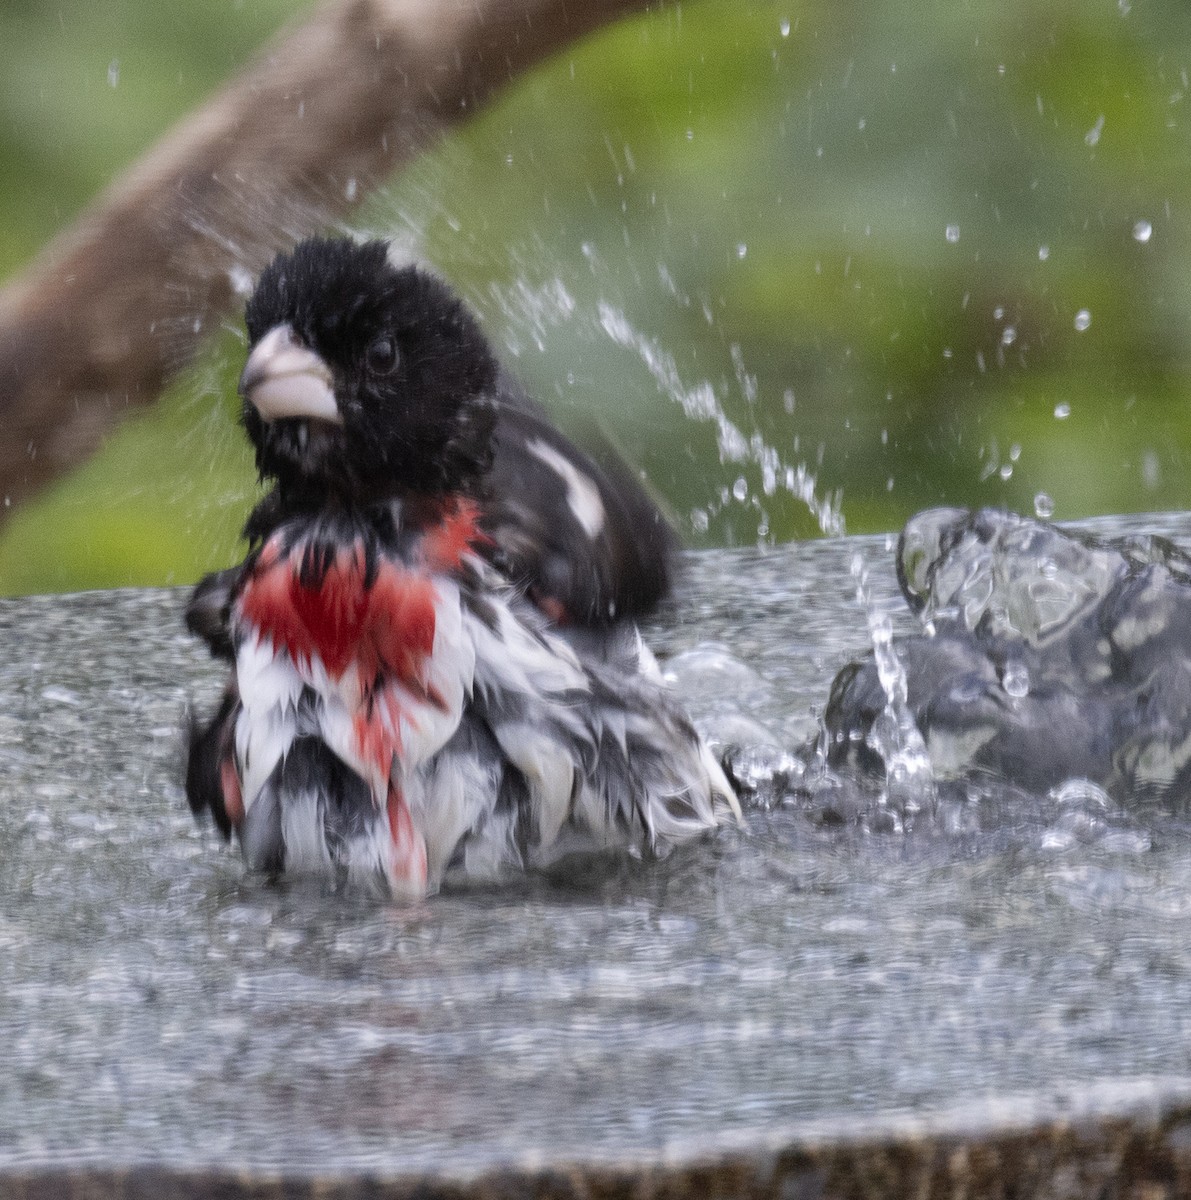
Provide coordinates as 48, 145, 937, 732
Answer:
0, 0, 649, 515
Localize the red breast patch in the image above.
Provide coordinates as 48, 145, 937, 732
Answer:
239, 534, 438, 686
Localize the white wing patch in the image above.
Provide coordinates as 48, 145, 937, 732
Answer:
526, 437, 607, 538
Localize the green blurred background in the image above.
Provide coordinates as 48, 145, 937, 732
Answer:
3, 0, 1191, 594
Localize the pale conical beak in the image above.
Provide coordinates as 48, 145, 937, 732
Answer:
238, 324, 342, 425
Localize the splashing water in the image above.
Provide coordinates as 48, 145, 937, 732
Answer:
597, 303, 845, 537
850, 551, 937, 822
487, 275, 578, 357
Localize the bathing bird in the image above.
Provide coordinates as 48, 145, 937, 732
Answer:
185, 236, 739, 897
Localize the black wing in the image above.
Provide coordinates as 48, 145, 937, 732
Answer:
479, 371, 675, 627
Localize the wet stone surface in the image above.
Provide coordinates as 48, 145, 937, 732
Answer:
3, 517, 1191, 1197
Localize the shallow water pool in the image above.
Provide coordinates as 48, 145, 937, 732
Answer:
2, 517, 1191, 1181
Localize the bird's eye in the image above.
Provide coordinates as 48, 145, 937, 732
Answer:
366, 336, 398, 375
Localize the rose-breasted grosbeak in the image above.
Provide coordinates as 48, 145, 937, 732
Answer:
186, 237, 739, 897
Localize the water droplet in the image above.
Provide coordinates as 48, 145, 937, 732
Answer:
690, 508, 710, 534
1054, 402, 1071, 420
732, 477, 749, 502
1038, 244, 1050, 261
1034, 492, 1055, 518
107, 59, 120, 88
343, 177, 358, 202
779, 17, 790, 36
1003, 661, 1030, 699
1132, 219, 1153, 243
1001, 326, 1016, 346
1142, 449, 1161, 490
227, 264, 254, 297
1084, 114, 1105, 146
993, 305, 1004, 320
945, 224, 961, 243
736, 243, 748, 259
1074, 309, 1092, 332
1009, 443, 1021, 462
999, 463, 1014, 481
685, 129, 694, 141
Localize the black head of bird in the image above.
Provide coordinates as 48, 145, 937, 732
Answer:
240, 237, 499, 505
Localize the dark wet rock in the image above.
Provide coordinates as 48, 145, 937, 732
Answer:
826, 507, 1191, 807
